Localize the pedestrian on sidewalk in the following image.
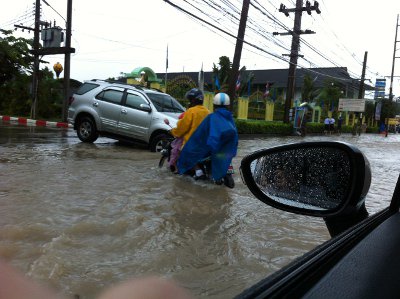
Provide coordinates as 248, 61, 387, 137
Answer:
324, 117, 330, 135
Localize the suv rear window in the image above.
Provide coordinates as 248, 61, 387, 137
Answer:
146, 93, 185, 113
75, 83, 100, 95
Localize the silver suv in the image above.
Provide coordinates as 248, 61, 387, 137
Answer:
68, 79, 185, 151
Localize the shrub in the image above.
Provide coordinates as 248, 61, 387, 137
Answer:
235, 119, 292, 135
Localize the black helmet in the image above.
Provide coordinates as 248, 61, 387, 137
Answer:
185, 88, 204, 102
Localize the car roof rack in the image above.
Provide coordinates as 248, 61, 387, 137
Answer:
86, 79, 165, 93
87, 79, 141, 89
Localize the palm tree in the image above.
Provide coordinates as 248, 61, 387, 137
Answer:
301, 74, 319, 103
212, 56, 232, 92
316, 80, 344, 117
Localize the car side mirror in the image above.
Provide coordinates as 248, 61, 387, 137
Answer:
240, 141, 371, 236
139, 103, 152, 112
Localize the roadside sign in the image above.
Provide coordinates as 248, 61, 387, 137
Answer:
338, 98, 366, 112
293, 107, 305, 129
375, 78, 386, 99
387, 118, 399, 125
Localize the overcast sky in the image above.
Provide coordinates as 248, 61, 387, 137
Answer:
1, 0, 400, 98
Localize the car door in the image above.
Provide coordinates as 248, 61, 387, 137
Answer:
94, 87, 125, 133
117, 89, 152, 140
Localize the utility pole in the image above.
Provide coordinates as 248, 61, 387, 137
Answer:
228, 0, 250, 112
23, 0, 75, 121
31, 0, 41, 119
284, 0, 302, 124
62, 0, 73, 122
353, 51, 367, 136
389, 14, 399, 101
358, 51, 368, 99
276, 0, 321, 123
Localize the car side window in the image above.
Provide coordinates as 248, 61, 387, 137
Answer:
146, 93, 185, 113
172, 100, 185, 113
149, 97, 163, 111
95, 88, 124, 104
126, 92, 148, 110
160, 98, 176, 112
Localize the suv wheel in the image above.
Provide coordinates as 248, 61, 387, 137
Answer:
150, 133, 172, 152
77, 116, 99, 143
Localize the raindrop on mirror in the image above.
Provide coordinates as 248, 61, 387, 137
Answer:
250, 147, 352, 211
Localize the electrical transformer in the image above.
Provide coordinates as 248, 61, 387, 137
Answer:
41, 26, 64, 48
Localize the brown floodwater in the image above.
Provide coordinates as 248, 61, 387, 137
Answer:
0, 124, 398, 298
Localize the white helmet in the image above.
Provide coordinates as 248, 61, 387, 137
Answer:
213, 93, 230, 106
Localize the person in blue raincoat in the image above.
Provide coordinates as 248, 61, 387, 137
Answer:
177, 92, 238, 182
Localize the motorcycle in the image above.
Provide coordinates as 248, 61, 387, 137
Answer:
158, 136, 235, 188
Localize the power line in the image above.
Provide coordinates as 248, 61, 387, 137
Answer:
163, 0, 365, 89
1, 7, 35, 29
163, 0, 290, 63
41, 0, 66, 23
162, 0, 362, 96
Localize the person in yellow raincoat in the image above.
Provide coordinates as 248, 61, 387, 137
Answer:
169, 88, 210, 176
170, 88, 210, 147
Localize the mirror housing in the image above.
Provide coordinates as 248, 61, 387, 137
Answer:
240, 142, 371, 235
139, 103, 152, 112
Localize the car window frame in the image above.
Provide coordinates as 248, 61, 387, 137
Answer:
124, 89, 151, 111
75, 82, 100, 95
95, 87, 125, 105
145, 92, 185, 113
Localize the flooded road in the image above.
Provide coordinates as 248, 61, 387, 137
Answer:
1, 124, 399, 298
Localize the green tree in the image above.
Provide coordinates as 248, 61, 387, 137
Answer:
380, 99, 400, 121
0, 30, 65, 120
0, 73, 31, 116
317, 80, 344, 117
0, 29, 33, 85
0, 30, 34, 116
212, 56, 232, 92
36, 67, 63, 119
212, 56, 253, 96
301, 74, 319, 103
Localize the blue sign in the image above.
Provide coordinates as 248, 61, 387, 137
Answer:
375, 79, 386, 99
294, 107, 305, 129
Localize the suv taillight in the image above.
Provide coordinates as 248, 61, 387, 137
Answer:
68, 96, 75, 106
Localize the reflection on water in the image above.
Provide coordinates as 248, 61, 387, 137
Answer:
0, 126, 399, 298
